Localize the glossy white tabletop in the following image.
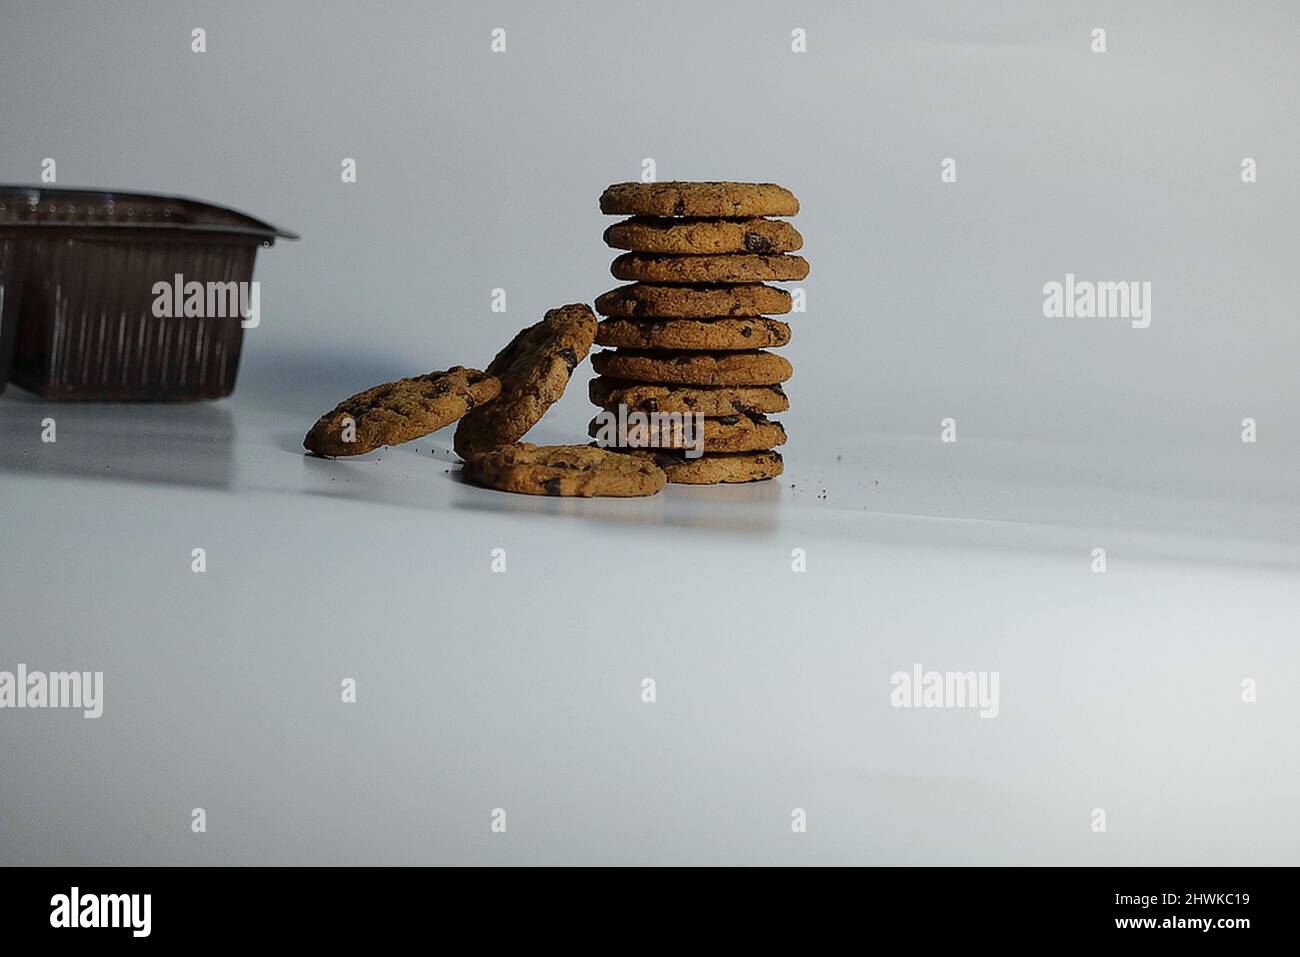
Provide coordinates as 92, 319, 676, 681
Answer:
2, 370, 1295, 865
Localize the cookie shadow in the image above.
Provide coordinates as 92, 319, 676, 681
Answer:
447, 470, 781, 534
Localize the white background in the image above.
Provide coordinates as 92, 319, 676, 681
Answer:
1, 1, 1297, 864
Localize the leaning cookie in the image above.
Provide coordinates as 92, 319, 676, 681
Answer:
462, 443, 666, 497
596, 317, 791, 351
599, 181, 799, 218
595, 283, 791, 318
304, 366, 501, 457
616, 449, 785, 485
454, 303, 597, 458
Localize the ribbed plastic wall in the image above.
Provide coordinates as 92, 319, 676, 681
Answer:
13, 238, 258, 400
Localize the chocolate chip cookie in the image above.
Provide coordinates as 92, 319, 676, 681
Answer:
603, 217, 803, 255
618, 449, 785, 485
595, 283, 791, 318
595, 317, 791, 351
462, 443, 666, 497
588, 410, 787, 453
304, 366, 501, 457
599, 181, 799, 218
611, 253, 809, 284
588, 377, 790, 416
591, 349, 793, 386
453, 303, 597, 458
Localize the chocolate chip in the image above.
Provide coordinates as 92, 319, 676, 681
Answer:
741, 326, 752, 338
558, 347, 579, 370
673, 198, 686, 215
718, 415, 739, 425
541, 477, 563, 494
463, 393, 475, 410
644, 398, 658, 412
743, 233, 775, 253
682, 397, 695, 408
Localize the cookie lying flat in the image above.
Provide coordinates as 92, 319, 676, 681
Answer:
589, 377, 790, 416
591, 349, 793, 386
618, 449, 785, 485
454, 303, 597, 458
611, 253, 810, 284
604, 217, 803, 255
599, 181, 799, 218
595, 283, 791, 318
596, 317, 791, 351
304, 366, 501, 457
462, 443, 666, 497
588, 410, 787, 453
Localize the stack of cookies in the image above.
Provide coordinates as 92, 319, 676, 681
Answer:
589, 181, 805, 484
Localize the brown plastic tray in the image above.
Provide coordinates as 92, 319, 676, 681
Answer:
0, 186, 296, 400
0, 235, 19, 394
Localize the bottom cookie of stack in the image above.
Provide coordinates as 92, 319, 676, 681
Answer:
615, 449, 784, 485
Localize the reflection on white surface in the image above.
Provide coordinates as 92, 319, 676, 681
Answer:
2, 384, 1296, 865
3, 382, 1293, 556
0, 391, 237, 489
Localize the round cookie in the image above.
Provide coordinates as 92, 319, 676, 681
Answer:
589, 377, 790, 416
595, 283, 791, 318
596, 317, 791, 351
454, 304, 597, 458
604, 217, 803, 255
611, 253, 809, 284
588, 410, 787, 453
304, 366, 500, 457
462, 443, 666, 497
591, 349, 793, 386
619, 449, 785, 485
599, 181, 799, 218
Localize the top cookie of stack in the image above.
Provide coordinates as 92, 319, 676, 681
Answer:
591, 181, 805, 484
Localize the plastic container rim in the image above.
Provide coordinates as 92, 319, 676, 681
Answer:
0, 185, 299, 241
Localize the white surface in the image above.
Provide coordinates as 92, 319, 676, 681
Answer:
2, 379, 1296, 865
1, 0, 1296, 867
